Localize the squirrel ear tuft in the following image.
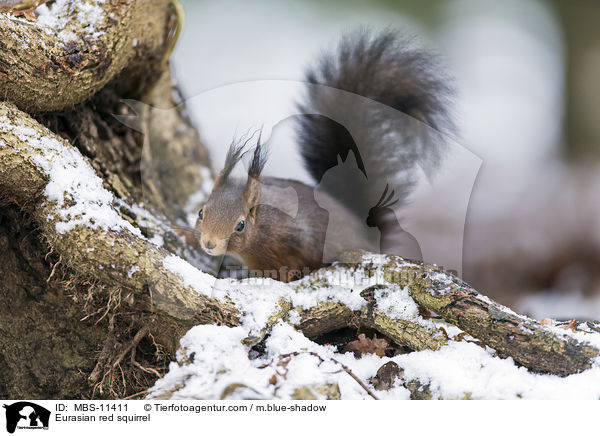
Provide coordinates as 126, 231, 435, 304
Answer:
216, 130, 264, 186
215, 139, 246, 187
248, 134, 269, 179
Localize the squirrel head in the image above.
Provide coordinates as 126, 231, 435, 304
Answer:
195, 137, 268, 257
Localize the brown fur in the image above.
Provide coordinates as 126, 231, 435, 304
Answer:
196, 173, 335, 282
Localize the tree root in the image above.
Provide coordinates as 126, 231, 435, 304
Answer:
89, 315, 165, 398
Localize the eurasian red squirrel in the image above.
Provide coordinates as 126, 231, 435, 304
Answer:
194, 29, 454, 281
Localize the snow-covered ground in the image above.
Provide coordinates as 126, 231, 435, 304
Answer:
152, 255, 600, 400
149, 305, 600, 400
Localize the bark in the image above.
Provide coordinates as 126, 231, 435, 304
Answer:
291, 257, 599, 377
1, 103, 598, 392
394, 261, 599, 376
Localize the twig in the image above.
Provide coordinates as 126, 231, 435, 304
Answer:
121, 389, 148, 400
327, 354, 379, 400
46, 255, 62, 282
133, 361, 161, 377
280, 351, 379, 400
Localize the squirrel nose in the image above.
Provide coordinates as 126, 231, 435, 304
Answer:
204, 241, 216, 250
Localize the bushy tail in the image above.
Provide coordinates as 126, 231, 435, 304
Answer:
296, 28, 455, 217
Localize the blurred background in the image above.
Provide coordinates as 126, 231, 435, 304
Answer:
171, 0, 600, 320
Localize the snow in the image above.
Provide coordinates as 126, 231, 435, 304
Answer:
163, 254, 289, 333
5, 110, 599, 399
287, 309, 301, 325
429, 271, 455, 294
374, 285, 419, 319
291, 269, 369, 311
152, 252, 600, 400
149, 234, 164, 247
541, 320, 600, 350
395, 341, 600, 400
148, 322, 392, 400
127, 266, 140, 278
117, 200, 173, 247
162, 253, 380, 333
34, 0, 106, 45
149, 319, 600, 400
0, 115, 142, 237
162, 254, 217, 295
162, 253, 446, 337
3, 0, 107, 47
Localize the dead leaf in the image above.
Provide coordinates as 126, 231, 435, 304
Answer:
268, 374, 278, 386
344, 333, 388, 357
0, 0, 55, 22
454, 332, 469, 341
540, 318, 553, 326
371, 361, 402, 391
561, 319, 578, 333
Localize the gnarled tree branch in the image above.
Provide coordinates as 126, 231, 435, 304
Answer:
0, 101, 232, 323
0, 0, 180, 112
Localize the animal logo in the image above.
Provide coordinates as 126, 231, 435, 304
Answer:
3, 402, 50, 433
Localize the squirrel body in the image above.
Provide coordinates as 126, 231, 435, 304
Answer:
197, 175, 376, 281
195, 29, 454, 281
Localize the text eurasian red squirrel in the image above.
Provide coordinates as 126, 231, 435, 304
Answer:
195, 29, 454, 281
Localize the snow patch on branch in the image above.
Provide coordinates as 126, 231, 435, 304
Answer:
35, 0, 106, 45
162, 254, 216, 295
162, 254, 393, 333
162, 254, 291, 333
0, 115, 142, 237
396, 342, 600, 400
542, 320, 600, 349
374, 285, 419, 319
161, 253, 455, 336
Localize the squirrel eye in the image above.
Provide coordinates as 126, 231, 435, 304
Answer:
235, 220, 245, 232
198, 209, 203, 220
